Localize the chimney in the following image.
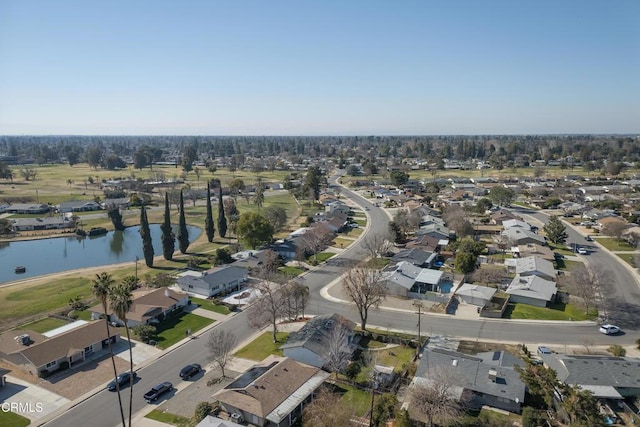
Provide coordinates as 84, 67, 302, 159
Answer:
164, 289, 170, 297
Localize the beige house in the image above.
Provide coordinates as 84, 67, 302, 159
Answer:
0, 320, 119, 377
90, 287, 189, 327
214, 356, 330, 427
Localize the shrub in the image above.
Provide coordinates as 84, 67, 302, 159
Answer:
608, 344, 626, 357
38, 369, 50, 378
68, 310, 79, 320
194, 401, 213, 422
521, 407, 541, 427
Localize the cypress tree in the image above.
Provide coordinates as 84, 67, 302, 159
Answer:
205, 182, 215, 243
139, 206, 154, 267
161, 192, 175, 260
217, 186, 227, 238
177, 190, 190, 254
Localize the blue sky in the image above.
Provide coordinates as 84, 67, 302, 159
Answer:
0, 1, 638, 135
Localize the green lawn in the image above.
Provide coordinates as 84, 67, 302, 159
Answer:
279, 266, 306, 277
616, 253, 637, 267
234, 331, 289, 361
555, 259, 583, 271
354, 219, 367, 227
75, 309, 93, 321
333, 237, 354, 248
549, 245, 575, 257
189, 297, 231, 315
155, 312, 215, 349
307, 252, 335, 263
21, 317, 68, 333
504, 302, 597, 321
339, 384, 372, 417
0, 411, 30, 427
144, 409, 191, 427
595, 238, 636, 251
343, 227, 363, 237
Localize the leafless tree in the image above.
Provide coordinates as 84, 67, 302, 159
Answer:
494, 233, 513, 254
471, 265, 506, 285
302, 386, 354, 427
342, 264, 387, 331
601, 220, 629, 241
409, 368, 466, 427
443, 205, 474, 238
361, 231, 394, 260
207, 329, 237, 378
300, 223, 334, 263
322, 323, 353, 376
281, 279, 309, 321
263, 249, 282, 274
247, 274, 289, 342
565, 264, 613, 316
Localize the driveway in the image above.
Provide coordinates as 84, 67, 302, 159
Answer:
0, 376, 70, 422
113, 338, 162, 366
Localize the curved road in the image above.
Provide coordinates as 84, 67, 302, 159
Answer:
42, 175, 639, 427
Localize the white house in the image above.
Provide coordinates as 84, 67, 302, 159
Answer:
175, 265, 248, 298
281, 313, 357, 369
383, 261, 445, 297
58, 200, 102, 213
506, 275, 557, 307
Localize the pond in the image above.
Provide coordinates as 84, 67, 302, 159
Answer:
0, 224, 201, 284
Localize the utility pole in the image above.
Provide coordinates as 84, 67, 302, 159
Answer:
413, 300, 424, 357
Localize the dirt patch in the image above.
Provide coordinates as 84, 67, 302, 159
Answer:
0, 352, 131, 400
456, 340, 522, 356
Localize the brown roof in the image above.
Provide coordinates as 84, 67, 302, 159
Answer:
516, 243, 555, 261
215, 356, 321, 419
0, 330, 47, 356
90, 287, 186, 322
15, 320, 117, 368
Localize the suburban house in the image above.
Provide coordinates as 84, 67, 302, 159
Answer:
490, 210, 522, 225
89, 287, 189, 327
213, 355, 330, 427
512, 243, 555, 261
506, 275, 557, 307
512, 256, 556, 282
406, 234, 443, 252
58, 200, 102, 213
539, 353, 640, 400
408, 348, 525, 421
455, 284, 497, 307
0, 320, 120, 377
383, 261, 446, 296
325, 201, 350, 216
281, 313, 357, 370
267, 239, 300, 262
101, 197, 131, 209
501, 227, 546, 246
11, 216, 75, 232
391, 248, 437, 268
2, 203, 50, 214
232, 249, 277, 270
502, 219, 533, 230
175, 265, 248, 298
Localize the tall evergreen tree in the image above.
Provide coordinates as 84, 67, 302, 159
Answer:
177, 190, 190, 254
161, 192, 175, 260
139, 206, 154, 267
217, 186, 227, 238
205, 183, 215, 243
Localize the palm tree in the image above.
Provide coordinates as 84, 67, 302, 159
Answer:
109, 283, 134, 427
92, 272, 126, 427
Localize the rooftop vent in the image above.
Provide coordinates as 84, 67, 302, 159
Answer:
488, 368, 498, 382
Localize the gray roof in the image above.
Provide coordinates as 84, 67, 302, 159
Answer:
456, 284, 497, 301
476, 351, 524, 369
12, 217, 73, 227
58, 200, 100, 209
416, 348, 525, 403
540, 354, 640, 394
176, 265, 247, 288
502, 219, 531, 229
506, 275, 557, 302
502, 228, 546, 245
383, 261, 444, 289
515, 256, 556, 279
280, 313, 355, 357
392, 248, 436, 267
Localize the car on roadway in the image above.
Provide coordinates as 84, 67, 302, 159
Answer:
537, 346, 552, 355
599, 325, 620, 335
577, 247, 588, 255
179, 363, 202, 380
144, 382, 173, 403
106, 371, 137, 391
585, 236, 593, 242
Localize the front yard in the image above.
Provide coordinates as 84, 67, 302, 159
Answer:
595, 237, 637, 252
189, 297, 231, 315
503, 302, 597, 321
234, 331, 289, 361
145, 409, 191, 427
154, 312, 215, 349
0, 411, 30, 427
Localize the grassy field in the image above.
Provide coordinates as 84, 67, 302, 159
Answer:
279, 266, 306, 277
234, 331, 289, 361
144, 409, 191, 427
0, 411, 31, 427
155, 312, 214, 349
595, 237, 636, 251
333, 237, 354, 248
338, 384, 371, 417
616, 253, 637, 267
189, 297, 231, 315
504, 302, 597, 321
21, 317, 68, 333
307, 252, 335, 263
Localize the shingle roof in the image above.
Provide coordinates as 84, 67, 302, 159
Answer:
391, 248, 436, 267
176, 265, 248, 289
90, 287, 187, 322
515, 256, 556, 279
540, 354, 640, 391
506, 275, 557, 302
280, 313, 355, 359
416, 348, 525, 403
214, 356, 329, 421
456, 284, 497, 301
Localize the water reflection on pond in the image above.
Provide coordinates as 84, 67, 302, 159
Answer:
0, 225, 201, 284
